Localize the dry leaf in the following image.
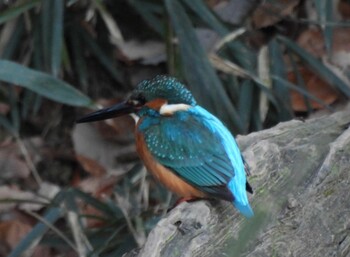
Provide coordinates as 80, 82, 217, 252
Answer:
0, 220, 32, 249
73, 101, 136, 176
0, 103, 10, 115
0, 220, 51, 257
297, 27, 350, 58
78, 175, 117, 197
338, 0, 350, 19
37, 182, 60, 201
0, 137, 43, 180
252, 0, 300, 28
0, 186, 44, 212
78, 175, 118, 227
288, 67, 339, 111
0, 142, 30, 179
76, 154, 106, 177
117, 40, 166, 65
205, 0, 227, 8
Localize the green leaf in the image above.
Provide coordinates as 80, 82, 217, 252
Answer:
1, 17, 25, 60
269, 39, 293, 121
8, 207, 62, 257
68, 26, 88, 89
182, 0, 226, 35
238, 80, 254, 133
164, 0, 243, 132
314, 0, 333, 55
278, 35, 350, 98
41, 0, 51, 71
129, 0, 165, 36
183, 0, 254, 69
0, 114, 16, 135
0, 0, 40, 25
78, 27, 124, 86
50, 0, 64, 77
0, 60, 93, 107
70, 188, 119, 218
9, 87, 20, 132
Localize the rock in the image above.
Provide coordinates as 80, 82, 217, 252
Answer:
124, 108, 350, 257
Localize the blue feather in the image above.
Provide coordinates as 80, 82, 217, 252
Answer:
192, 107, 254, 218
138, 105, 253, 217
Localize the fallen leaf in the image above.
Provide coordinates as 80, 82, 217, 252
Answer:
0, 220, 32, 249
252, 0, 300, 28
297, 27, 350, 58
117, 40, 166, 65
205, 0, 227, 9
73, 101, 136, 176
0, 142, 30, 179
0, 185, 44, 212
37, 182, 60, 201
0, 137, 44, 180
78, 175, 118, 197
76, 154, 106, 177
338, 0, 350, 19
78, 175, 118, 227
0, 220, 51, 257
288, 67, 339, 111
0, 103, 10, 115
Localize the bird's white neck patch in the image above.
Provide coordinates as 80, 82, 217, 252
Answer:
129, 113, 139, 123
159, 103, 191, 115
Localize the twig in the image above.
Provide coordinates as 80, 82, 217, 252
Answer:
15, 136, 42, 185
25, 210, 78, 252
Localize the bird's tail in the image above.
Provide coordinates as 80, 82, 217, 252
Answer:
234, 200, 254, 218
228, 175, 254, 218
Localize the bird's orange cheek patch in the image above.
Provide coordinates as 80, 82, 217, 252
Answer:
145, 98, 167, 111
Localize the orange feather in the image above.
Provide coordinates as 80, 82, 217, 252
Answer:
135, 127, 206, 198
145, 98, 167, 111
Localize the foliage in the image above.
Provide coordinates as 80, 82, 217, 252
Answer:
0, 0, 349, 256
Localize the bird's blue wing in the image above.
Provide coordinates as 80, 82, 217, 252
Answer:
138, 106, 245, 201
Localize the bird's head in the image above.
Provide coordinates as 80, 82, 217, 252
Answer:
77, 75, 197, 123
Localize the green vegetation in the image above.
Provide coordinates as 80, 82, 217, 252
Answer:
0, 0, 348, 256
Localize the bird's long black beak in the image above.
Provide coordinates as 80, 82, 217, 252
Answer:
76, 101, 134, 123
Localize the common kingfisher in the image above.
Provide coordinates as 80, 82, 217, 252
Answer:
77, 76, 254, 217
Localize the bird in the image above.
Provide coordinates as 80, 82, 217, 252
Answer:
77, 75, 254, 217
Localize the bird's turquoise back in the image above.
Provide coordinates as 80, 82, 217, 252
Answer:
137, 105, 253, 217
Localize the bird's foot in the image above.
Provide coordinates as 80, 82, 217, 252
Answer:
175, 196, 201, 205
167, 196, 209, 213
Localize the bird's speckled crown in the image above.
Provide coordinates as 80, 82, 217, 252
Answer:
132, 75, 197, 106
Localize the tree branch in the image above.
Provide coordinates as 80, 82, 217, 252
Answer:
124, 108, 350, 257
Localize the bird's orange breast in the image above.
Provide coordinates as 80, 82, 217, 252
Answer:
135, 129, 206, 198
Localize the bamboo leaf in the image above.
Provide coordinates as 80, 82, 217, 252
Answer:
129, 0, 165, 36
50, 0, 64, 77
278, 35, 350, 98
314, 0, 333, 55
238, 80, 254, 133
8, 207, 63, 257
0, 60, 93, 107
0, 0, 40, 25
1, 17, 25, 59
269, 39, 293, 121
78, 27, 124, 85
41, 0, 51, 71
92, 0, 124, 46
68, 26, 88, 88
182, 0, 254, 69
164, 0, 243, 132
70, 188, 120, 218
0, 114, 16, 134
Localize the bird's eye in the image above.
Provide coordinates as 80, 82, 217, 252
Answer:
128, 94, 146, 107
